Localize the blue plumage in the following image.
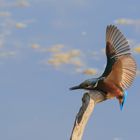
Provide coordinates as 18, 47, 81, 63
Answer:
120, 91, 128, 111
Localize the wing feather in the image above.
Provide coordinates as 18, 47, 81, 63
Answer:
105, 56, 136, 90
102, 25, 136, 90
106, 25, 130, 59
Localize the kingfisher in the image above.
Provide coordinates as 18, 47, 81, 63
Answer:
70, 25, 137, 110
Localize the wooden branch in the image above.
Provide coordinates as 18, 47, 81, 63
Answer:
70, 91, 106, 140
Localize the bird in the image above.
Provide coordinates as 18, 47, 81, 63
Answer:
70, 25, 137, 110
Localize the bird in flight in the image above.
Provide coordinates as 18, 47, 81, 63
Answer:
70, 25, 137, 110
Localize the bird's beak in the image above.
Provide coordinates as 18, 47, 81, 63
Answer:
69, 85, 81, 90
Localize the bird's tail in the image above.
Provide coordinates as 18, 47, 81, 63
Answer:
120, 90, 128, 111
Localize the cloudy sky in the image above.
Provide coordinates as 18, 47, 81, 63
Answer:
0, 0, 140, 140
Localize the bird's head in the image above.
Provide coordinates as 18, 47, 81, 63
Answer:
70, 78, 98, 90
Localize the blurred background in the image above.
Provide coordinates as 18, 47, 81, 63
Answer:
0, 0, 140, 140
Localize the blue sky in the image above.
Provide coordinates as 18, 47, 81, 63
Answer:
0, 0, 140, 140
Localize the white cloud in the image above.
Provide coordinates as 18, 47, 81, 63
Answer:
114, 18, 140, 26
32, 43, 87, 72
47, 44, 64, 53
31, 43, 41, 49
0, 0, 30, 8
47, 49, 82, 67
0, 11, 11, 17
15, 22, 27, 29
133, 44, 140, 53
31, 44, 64, 53
82, 68, 97, 75
31, 42, 107, 74
14, 19, 35, 29
16, 0, 30, 8
0, 1, 35, 63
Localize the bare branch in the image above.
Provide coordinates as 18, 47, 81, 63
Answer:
70, 91, 106, 140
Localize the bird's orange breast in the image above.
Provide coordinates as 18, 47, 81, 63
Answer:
97, 80, 123, 99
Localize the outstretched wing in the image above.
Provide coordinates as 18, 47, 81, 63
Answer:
102, 25, 136, 90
